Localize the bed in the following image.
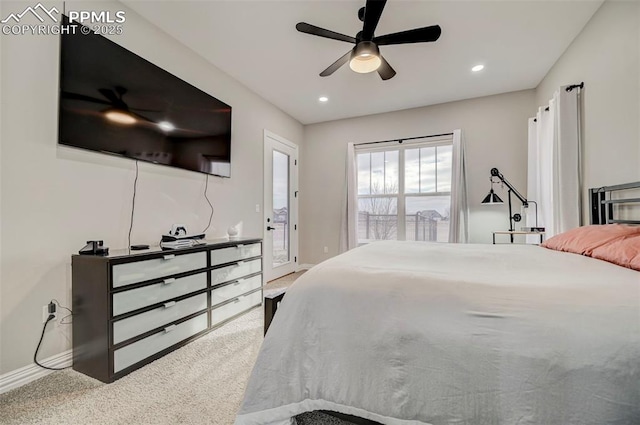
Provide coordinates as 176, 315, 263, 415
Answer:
236, 184, 640, 425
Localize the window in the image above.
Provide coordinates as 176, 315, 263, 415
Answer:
356, 137, 453, 244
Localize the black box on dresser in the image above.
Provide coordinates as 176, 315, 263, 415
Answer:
71, 238, 263, 383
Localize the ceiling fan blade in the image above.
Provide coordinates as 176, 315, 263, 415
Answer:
296, 22, 356, 44
377, 55, 396, 80
374, 25, 441, 46
61, 91, 112, 105
362, 0, 387, 41
98, 88, 121, 104
320, 50, 352, 77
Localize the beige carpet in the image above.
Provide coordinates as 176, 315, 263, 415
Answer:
0, 270, 352, 425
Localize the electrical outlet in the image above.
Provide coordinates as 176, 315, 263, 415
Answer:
255, 204, 260, 213
42, 305, 56, 324
323, 246, 328, 254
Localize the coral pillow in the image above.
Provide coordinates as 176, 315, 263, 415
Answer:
590, 234, 640, 271
541, 224, 640, 255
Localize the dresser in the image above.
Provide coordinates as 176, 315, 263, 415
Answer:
72, 238, 262, 383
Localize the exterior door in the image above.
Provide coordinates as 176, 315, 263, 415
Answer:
263, 131, 298, 282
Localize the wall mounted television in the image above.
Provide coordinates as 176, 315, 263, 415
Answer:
58, 19, 232, 177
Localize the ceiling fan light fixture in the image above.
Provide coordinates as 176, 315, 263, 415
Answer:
349, 41, 381, 74
104, 109, 136, 125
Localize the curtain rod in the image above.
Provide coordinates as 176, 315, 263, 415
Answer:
354, 132, 454, 146
533, 82, 584, 121
565, 82, 584, 92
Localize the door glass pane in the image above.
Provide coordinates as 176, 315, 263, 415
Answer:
436, 145, 453, 192
405, 196, 450, 242
272, 150, 289, 267
358, 197, 398, 243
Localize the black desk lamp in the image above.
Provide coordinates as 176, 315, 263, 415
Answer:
482, 168, 539, 242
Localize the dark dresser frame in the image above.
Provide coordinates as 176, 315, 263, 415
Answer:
73, 238, 262, 383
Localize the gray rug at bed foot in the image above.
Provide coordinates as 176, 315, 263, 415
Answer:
296, 411, 354, 425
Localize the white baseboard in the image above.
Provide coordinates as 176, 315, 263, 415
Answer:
0, 349, 72, 395
297, 263, 315, 271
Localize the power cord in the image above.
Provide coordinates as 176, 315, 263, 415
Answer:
202, 174, 214, 234
128, 160, 139, 251
33, 300, 72, 371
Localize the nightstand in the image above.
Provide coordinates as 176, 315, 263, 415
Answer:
492, 231, 545, 244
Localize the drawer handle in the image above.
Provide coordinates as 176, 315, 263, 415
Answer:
163, 254, 175, 260
236, 261, 244, 266
236, 244, 244, 248
163, 278, 176, 285
164, 301, 176, 309
233, 279, 243, 286
232, 297, 241, 303
164, 324, 177, 333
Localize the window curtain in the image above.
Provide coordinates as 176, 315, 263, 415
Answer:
339, 142, 358, 252
527, 86, 581, 239
449, 129, 469, 243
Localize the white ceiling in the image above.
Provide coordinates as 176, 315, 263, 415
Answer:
124, 1, 603, 125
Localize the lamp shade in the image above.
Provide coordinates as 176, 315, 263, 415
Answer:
349, 41, 381, 74
482, 189, 503, 205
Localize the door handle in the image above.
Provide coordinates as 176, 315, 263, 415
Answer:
266, 226, 276, 231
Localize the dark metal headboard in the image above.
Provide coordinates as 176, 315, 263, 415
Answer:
590, 181, 640, 225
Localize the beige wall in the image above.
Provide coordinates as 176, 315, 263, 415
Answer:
300, 0, 640, 266
300, 90, 536, 265
536, 0, 640, 220
0, 1, 303, 374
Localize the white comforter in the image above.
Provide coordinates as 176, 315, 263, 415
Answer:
236, 242, 640, 425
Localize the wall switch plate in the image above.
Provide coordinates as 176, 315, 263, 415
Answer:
323, 246, 328, 253
42, 306, 56, 323
255, 204, 260, 213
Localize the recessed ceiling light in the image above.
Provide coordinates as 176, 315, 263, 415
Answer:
472, 64, 484, 72
318, 96, 329, 102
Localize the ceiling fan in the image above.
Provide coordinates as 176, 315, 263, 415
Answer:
61, 86, 157, 125
296, 0, 441, 80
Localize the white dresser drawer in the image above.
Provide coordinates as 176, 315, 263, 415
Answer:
113, 313, 207, 373
112, 251, 206, 288
210, 243, 261, 267
211, 259, 261, 286
112, 272, 207, 317
211, 290, 262, 328
211, 274, 262, 307
113, 293, 208, 345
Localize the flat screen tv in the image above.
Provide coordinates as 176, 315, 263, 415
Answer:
58, 19, 232, 177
